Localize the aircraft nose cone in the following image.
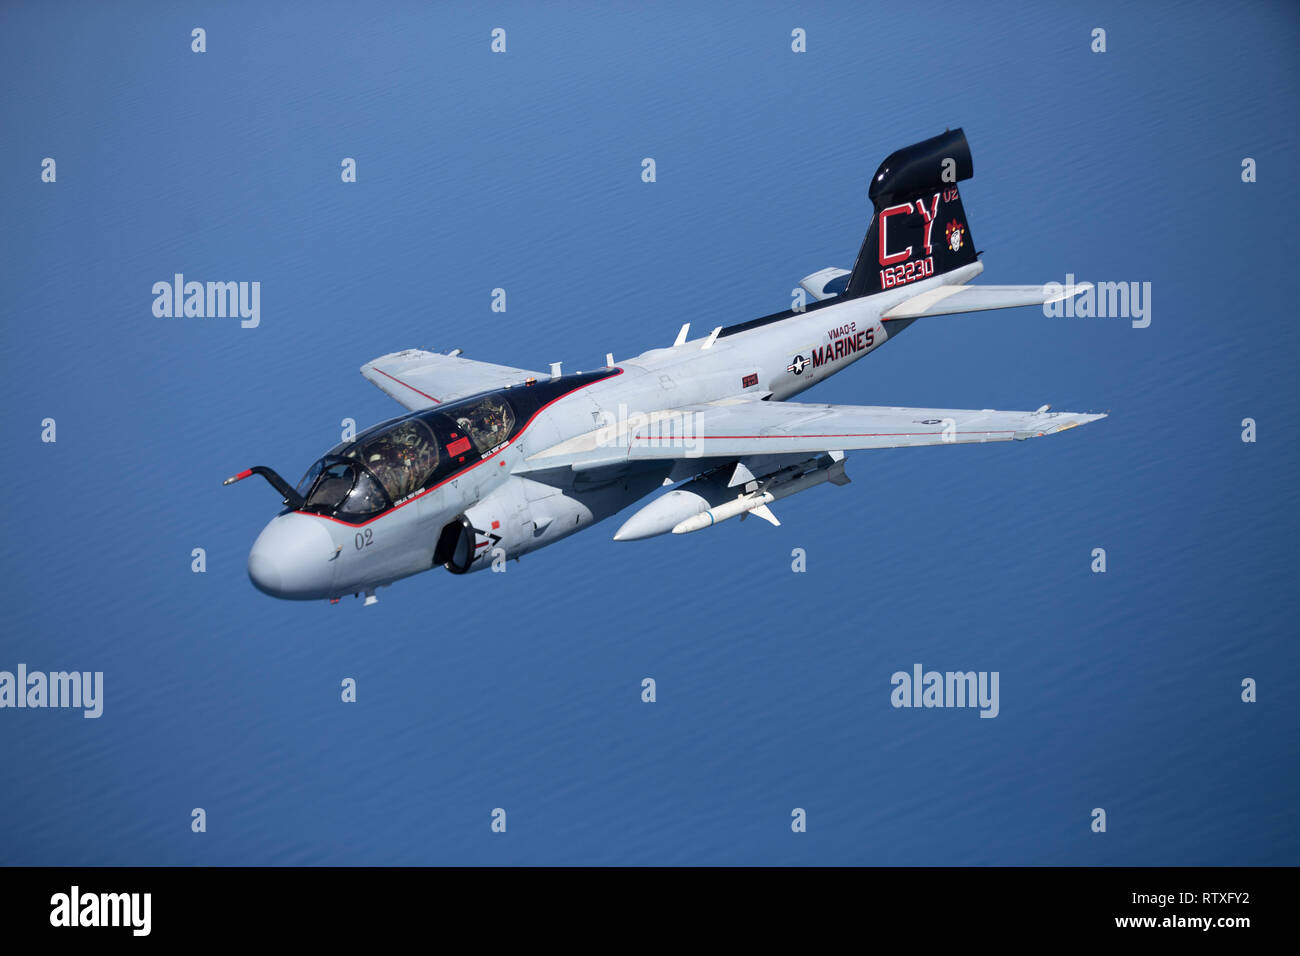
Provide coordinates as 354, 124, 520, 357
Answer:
248, 514, 338, 600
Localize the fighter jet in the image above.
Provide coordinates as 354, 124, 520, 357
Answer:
226, 129, 1104, 603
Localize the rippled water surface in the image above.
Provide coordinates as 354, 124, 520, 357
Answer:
1, 0, 1297, 864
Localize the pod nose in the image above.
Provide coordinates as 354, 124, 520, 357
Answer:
247, 514, 338, 600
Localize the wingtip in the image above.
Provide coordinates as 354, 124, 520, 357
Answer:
1038, 412, 1108, 436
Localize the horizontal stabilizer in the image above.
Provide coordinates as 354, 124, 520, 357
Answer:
799, 267, 851, 302
883, 283, 1091, 320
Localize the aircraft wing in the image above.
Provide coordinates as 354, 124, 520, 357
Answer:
361, 349, 545, 411
523, 397, 1106, 472
624, 399, 1105, 460
882, 283, 1090, 319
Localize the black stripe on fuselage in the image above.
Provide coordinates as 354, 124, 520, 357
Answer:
717, 295, 850, 338
719, 295, 929, 342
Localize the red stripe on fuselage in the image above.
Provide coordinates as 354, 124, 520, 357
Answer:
633, 430, 1016, 440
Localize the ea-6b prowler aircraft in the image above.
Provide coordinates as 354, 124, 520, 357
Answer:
227, 128, 1104, 603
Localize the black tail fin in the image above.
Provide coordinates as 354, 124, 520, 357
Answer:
844, 128, 978, 298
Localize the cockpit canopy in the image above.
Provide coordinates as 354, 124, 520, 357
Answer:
293, 390, 522, 523
298, 458, 390, 518
450, 393, 514, 456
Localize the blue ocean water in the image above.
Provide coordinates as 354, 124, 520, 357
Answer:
1, 0, 1297, 865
